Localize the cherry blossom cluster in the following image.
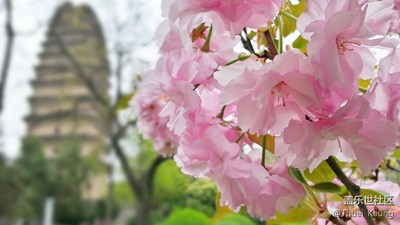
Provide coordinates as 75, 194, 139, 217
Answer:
131, 0, 400, 223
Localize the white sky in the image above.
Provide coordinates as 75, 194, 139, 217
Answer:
0, 0, 163, 159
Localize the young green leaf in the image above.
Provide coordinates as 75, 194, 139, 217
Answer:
311, 182, 341, 194
304, 161, 336, 183
288, 167, 308, 185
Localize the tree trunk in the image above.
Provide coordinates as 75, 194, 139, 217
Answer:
105, 164, 114, 225
136, 200, 151, 225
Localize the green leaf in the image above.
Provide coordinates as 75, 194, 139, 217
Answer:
288, 167, 307, 185
361, 189, 388, 197
207, 193, 235, 224
292, 35, 308, 53
246, 30, 257, 40
156, 208, 210, 225
153, 160, 193, 203
329, 193, 344, 203
304, 161, 336, 183
211, 214, 256, 225
279, 223, 310, 225
267, 199, 315, 225
390, 149, 400, 159
311, 182, 341, 194
281, 0, 306, 37
116, 92, 134, 111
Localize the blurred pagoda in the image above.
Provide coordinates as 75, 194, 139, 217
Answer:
25, 2, 110, 199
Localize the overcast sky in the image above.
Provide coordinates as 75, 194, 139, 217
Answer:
0, 0, 163, 159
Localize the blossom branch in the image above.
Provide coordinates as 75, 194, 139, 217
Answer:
235, 133, 245, 143
241, 28, 257, 55
328, 214, 346, 225
261, 135, 267, 167
263, 30, 278, 59
326, 156, 376, 225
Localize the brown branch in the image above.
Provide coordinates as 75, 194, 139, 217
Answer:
387, 160, 400, 173
263, 30, 278, 60
111, 48, 128, 111
105, 163, 114, 225
111, 133, 144, 200
0, 0, 15, 113
145, 155, 168, 197
326, 156, 376, 225
115, 49, 123, 104
328, 215, 346, 225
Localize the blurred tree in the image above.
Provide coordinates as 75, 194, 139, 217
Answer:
12, 136, 48, 222
0, 154, 21, 220
3, 136, 107, 225
181, 179, 218, 217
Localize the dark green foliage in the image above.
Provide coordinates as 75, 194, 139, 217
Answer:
212, 214, 256, 225
155, 208, 210, 225
0, 136, 107, 224
181, 179, 218, 217
153, 160, 193, 204
0, 155, 22, 218
13, 136, 48, 220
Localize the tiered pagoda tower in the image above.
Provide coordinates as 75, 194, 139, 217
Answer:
26, 2, 110, 198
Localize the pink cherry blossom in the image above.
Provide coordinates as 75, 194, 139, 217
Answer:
390, 0, 400, 33
279, 96, 399, 174
298, 0, 387, 100
176, 124, 264, 213
298, 0, 396, 38
156, 21, 239, 64
221, 50, 321, 135
132, 0, 400, 223
365, 46, 400, 143
246, 159, 306, 219
175, 125, 240, 177
362, 0, 396, 35
163, 0, 284, 35
176, 124, 305, 218
131, 89, 178, 155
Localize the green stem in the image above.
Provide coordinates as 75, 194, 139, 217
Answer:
307, 188, 321, 209
278, 15, 284, 54
325, 156, 376, 225
225, 55, 250, 66
279, 11, 298, 22
217, 105, 226, 119
261, 135, 267, 167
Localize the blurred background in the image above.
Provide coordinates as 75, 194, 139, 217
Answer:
0, 1, 242, 225
2, 1, 397, 225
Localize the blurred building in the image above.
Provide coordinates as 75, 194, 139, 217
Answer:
25, 2, 110, 199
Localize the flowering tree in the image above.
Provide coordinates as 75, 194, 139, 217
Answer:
131, 0, 400, 224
